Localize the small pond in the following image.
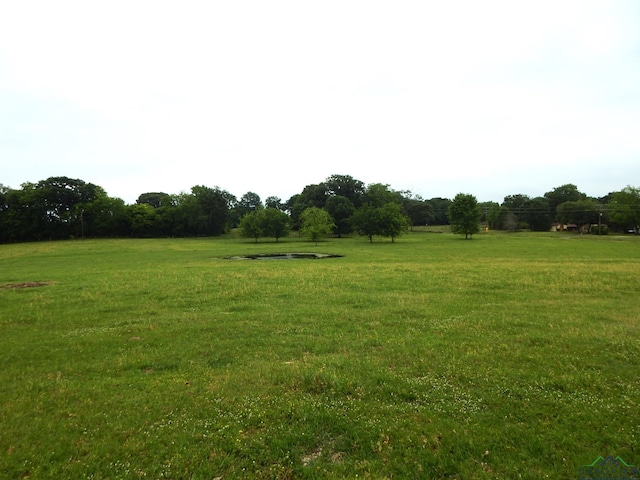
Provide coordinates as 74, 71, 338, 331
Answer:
224, 253, 343, 260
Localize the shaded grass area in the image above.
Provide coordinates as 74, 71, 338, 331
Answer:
0, 233, 639, 478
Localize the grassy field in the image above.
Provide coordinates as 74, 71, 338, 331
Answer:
0, 230, 639, 479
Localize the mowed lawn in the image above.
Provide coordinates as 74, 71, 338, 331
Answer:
0, 231, 638, 479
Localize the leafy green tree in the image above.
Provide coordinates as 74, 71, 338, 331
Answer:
240, 208, 291, 242
136, 192, 172, 209
261, 208, 290, 242
265, 196, 284, 210
300, 207, 334, 245
479, 201, 498, 223
363, 183, 399, 207
183, 186, 235, 236
502, 194, 530, 228
350, 205, 380, 243
128, 203, 157, 237
287, 183, 328, 230
236, 191, 263, 219
486, 203, 509, 230
402, 193, 434, 228
324, 174, 365, 207
239, 210, 263, 242
527, 197, 552, 231
86, 195, 129, 237
556, 199, 598, 227
607, 187, 640, 232
377, 202, 410, 242
544, 184, 586, 219
325, 195, 355, 237
427, 197, 452, 225
447, 193, 481, 239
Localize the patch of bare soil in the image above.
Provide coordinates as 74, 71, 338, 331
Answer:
0, 281, 51, 289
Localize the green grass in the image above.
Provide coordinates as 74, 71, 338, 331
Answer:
1, 231, 639, 479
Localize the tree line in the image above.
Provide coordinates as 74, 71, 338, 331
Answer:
1, 175, 639, 244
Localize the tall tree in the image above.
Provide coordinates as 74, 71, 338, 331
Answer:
136, 192, 172, 208
427, 197, 452, 225
235, 191, 263, 220
526, 197, 552, 231
501, 194, 531, 231
288, 183, 328, 230
265, 196, 284, 210
187, 185, 235, 236
544, 184, 586, 218
363, 183, 399, 207
447, 193, 481, 239
605, 186, 640, 232
324, 174, 365, 207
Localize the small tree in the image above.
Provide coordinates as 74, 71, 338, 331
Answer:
447, 193, 481, 239
349, 204, 380, 243
239, 210, 263, 242
261, 208, 290, 242
300, 207, 334, 245
378, 202, 410, 242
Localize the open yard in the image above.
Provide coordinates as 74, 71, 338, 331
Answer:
1, 231, 639, 479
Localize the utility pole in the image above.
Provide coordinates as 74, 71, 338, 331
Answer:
598, 211, 602, 236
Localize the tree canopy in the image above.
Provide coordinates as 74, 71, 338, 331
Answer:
300, 207, 334, 245
2, 175, 639, 243
448, 193, 481, 239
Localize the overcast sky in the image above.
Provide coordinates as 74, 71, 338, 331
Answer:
2, 1, 639, 205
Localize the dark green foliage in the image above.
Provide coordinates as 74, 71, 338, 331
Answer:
377, 202, 410, 242
607, 186, 640, 232
447, 193, 481, 239
426, 197, 452, 225
527, 196, 552, 231
136, 192, 172, 208
235, 191, 263, 220
264, 196, 284, 210
544, 183, 586, 217
2, 175, 639, 244
240, 208, 291, 242
349, 204, 379, 242
324, 174, 365, 207
325, 195, 355, 237
261, 208, 291, 241
403, 194, 434, 227
556, 198, 598, 226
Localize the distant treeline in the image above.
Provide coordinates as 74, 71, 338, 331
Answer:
1, 175, 638, 243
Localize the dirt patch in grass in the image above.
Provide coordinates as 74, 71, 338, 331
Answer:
0, 281, 52, 289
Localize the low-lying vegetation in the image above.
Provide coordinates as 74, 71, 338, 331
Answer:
0, 231, 638, 478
